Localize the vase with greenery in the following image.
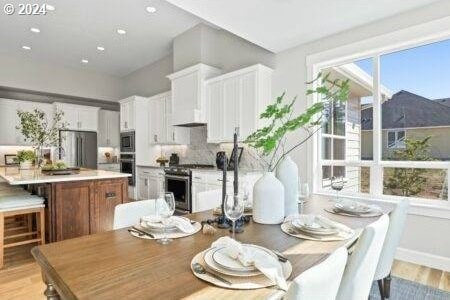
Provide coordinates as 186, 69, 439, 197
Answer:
16, 109, 67, 167
17, 150, 36, 170
245, 73, 350, 221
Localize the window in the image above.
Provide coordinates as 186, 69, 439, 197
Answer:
314, 38, 450, 203
387, 130, 405, 149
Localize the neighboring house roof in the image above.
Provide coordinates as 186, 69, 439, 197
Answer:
435, 98, 450, 107
361, 90, 450, 130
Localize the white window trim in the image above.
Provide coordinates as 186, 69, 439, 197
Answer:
387, 130, 406, 149
306, 16, 450, 216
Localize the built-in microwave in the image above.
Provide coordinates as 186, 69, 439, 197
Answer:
120, 131, 135, 153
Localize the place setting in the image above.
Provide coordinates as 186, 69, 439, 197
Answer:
281, 214, 356, 241
128, 192, 202, 243
325, 198, 384, 217
191, 190, 292, 290
323, 176, 383, 218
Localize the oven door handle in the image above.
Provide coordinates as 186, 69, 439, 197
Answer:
165, 175, 190, 181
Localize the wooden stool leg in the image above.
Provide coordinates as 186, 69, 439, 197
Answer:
0, 212, 4, 269
27, 213, 33, 232
37, 208, 45, 245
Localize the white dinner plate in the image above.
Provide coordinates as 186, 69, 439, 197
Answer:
211, 244, 277, 272
334, 200, 371, 214
203, 247, 262, 277
291, 217, 337, 233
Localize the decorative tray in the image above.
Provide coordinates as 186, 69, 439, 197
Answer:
41, 168, 81, 175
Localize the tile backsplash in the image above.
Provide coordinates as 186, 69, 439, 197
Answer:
159, 126, 265, 170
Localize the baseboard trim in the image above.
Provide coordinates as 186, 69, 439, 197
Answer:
396, 247, 450, 272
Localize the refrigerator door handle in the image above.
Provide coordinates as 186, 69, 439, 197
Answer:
79, 137, 84, 167
76, 136, 80, 167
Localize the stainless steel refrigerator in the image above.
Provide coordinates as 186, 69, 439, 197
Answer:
59, 130, 97, 169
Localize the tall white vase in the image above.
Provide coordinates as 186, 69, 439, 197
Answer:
276, 156, 299, 217
252, 172, 285, 224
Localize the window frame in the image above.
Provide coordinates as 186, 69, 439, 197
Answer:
387, 129, 406, 149
306, 18, 450, 210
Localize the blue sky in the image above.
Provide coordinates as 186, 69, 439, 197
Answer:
355, 38, 450, 100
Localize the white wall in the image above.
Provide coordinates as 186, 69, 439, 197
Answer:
173, 23, 275, 73
121, 54, 173, 98
273, 0, 450, 268
0, 54, 123, 101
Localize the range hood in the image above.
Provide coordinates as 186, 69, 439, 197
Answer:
167, 63, 221, 127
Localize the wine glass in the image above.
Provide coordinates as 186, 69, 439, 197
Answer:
157, 192, 176, 245
298, 179, 310, 204
224, 193, 245, 240
331, 176, 344, 202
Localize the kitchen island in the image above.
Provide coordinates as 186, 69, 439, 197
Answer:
0, 166, 130, 242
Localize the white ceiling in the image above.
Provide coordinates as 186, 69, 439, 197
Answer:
165, 0, 441, 53
0, 0, 201, 76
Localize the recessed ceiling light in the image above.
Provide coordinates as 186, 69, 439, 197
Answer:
146, 6, 157, 13
117, 29, 126, 35
30, 27, 40, 33
81, 59, 89, 64
45, 4, 55, 11
22, 46, 31, 50
96, 46, 105, 51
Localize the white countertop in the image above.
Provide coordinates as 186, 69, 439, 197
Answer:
0, 167, 131, 185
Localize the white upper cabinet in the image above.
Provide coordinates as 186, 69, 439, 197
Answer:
147, 91, 190, 145
166, 115, 190, 145
119, 98, 136, 132
205, 64, 273, 143
54, 103, 99, 131
206, 81, 223, 143
148, 94, 166, 144
0, 99, 54, 145
167, 64, 221, 126
0, 99, 21, 145
98, 110, 119, 147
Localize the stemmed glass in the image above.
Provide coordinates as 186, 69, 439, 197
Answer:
298, 179, 310, 204
331, 176, 344, 202
224, 193, 245, 240
157, 192, 176, 245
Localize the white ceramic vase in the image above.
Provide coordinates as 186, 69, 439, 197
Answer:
252, 172, 285, 224
276, 155, 299, 217
19, 160, 33, 170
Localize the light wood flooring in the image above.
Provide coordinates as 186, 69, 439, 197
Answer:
0, 244, 448, 299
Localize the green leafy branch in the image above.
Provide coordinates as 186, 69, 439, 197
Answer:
16, 108, 68, 149
245, 73, 350, 171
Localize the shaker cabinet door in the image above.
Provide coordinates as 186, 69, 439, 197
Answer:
93, 179, 126, 233
54, 181, 94, 241
206, 81, 223, 143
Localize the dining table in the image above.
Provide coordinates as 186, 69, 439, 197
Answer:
31, 195, 394, 300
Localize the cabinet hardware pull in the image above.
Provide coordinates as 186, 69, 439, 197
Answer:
194, 176, 201, 180
105, 192, 116, 199
172, 132, 175, 141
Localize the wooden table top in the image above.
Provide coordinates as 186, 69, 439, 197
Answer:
32, 196, 394, 300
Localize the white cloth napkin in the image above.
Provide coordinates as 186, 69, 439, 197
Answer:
141, 215, 195, 233
211, 236, 288, 291
335, 199, 382, 213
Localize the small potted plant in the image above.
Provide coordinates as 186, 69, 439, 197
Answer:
17, 150, 36, 170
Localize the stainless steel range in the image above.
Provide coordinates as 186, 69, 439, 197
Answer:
164, 164, 214, 213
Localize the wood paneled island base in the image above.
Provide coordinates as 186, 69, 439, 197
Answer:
44, 177, 128, 242
0, 167, 130, 243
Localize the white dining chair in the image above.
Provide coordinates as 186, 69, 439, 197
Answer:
283, 247, 348, 300
113, 199, 158, 229
374, 199, 409, 300
336, 214, 389, 300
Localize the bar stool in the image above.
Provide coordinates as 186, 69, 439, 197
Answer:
0, 193, 45, 269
